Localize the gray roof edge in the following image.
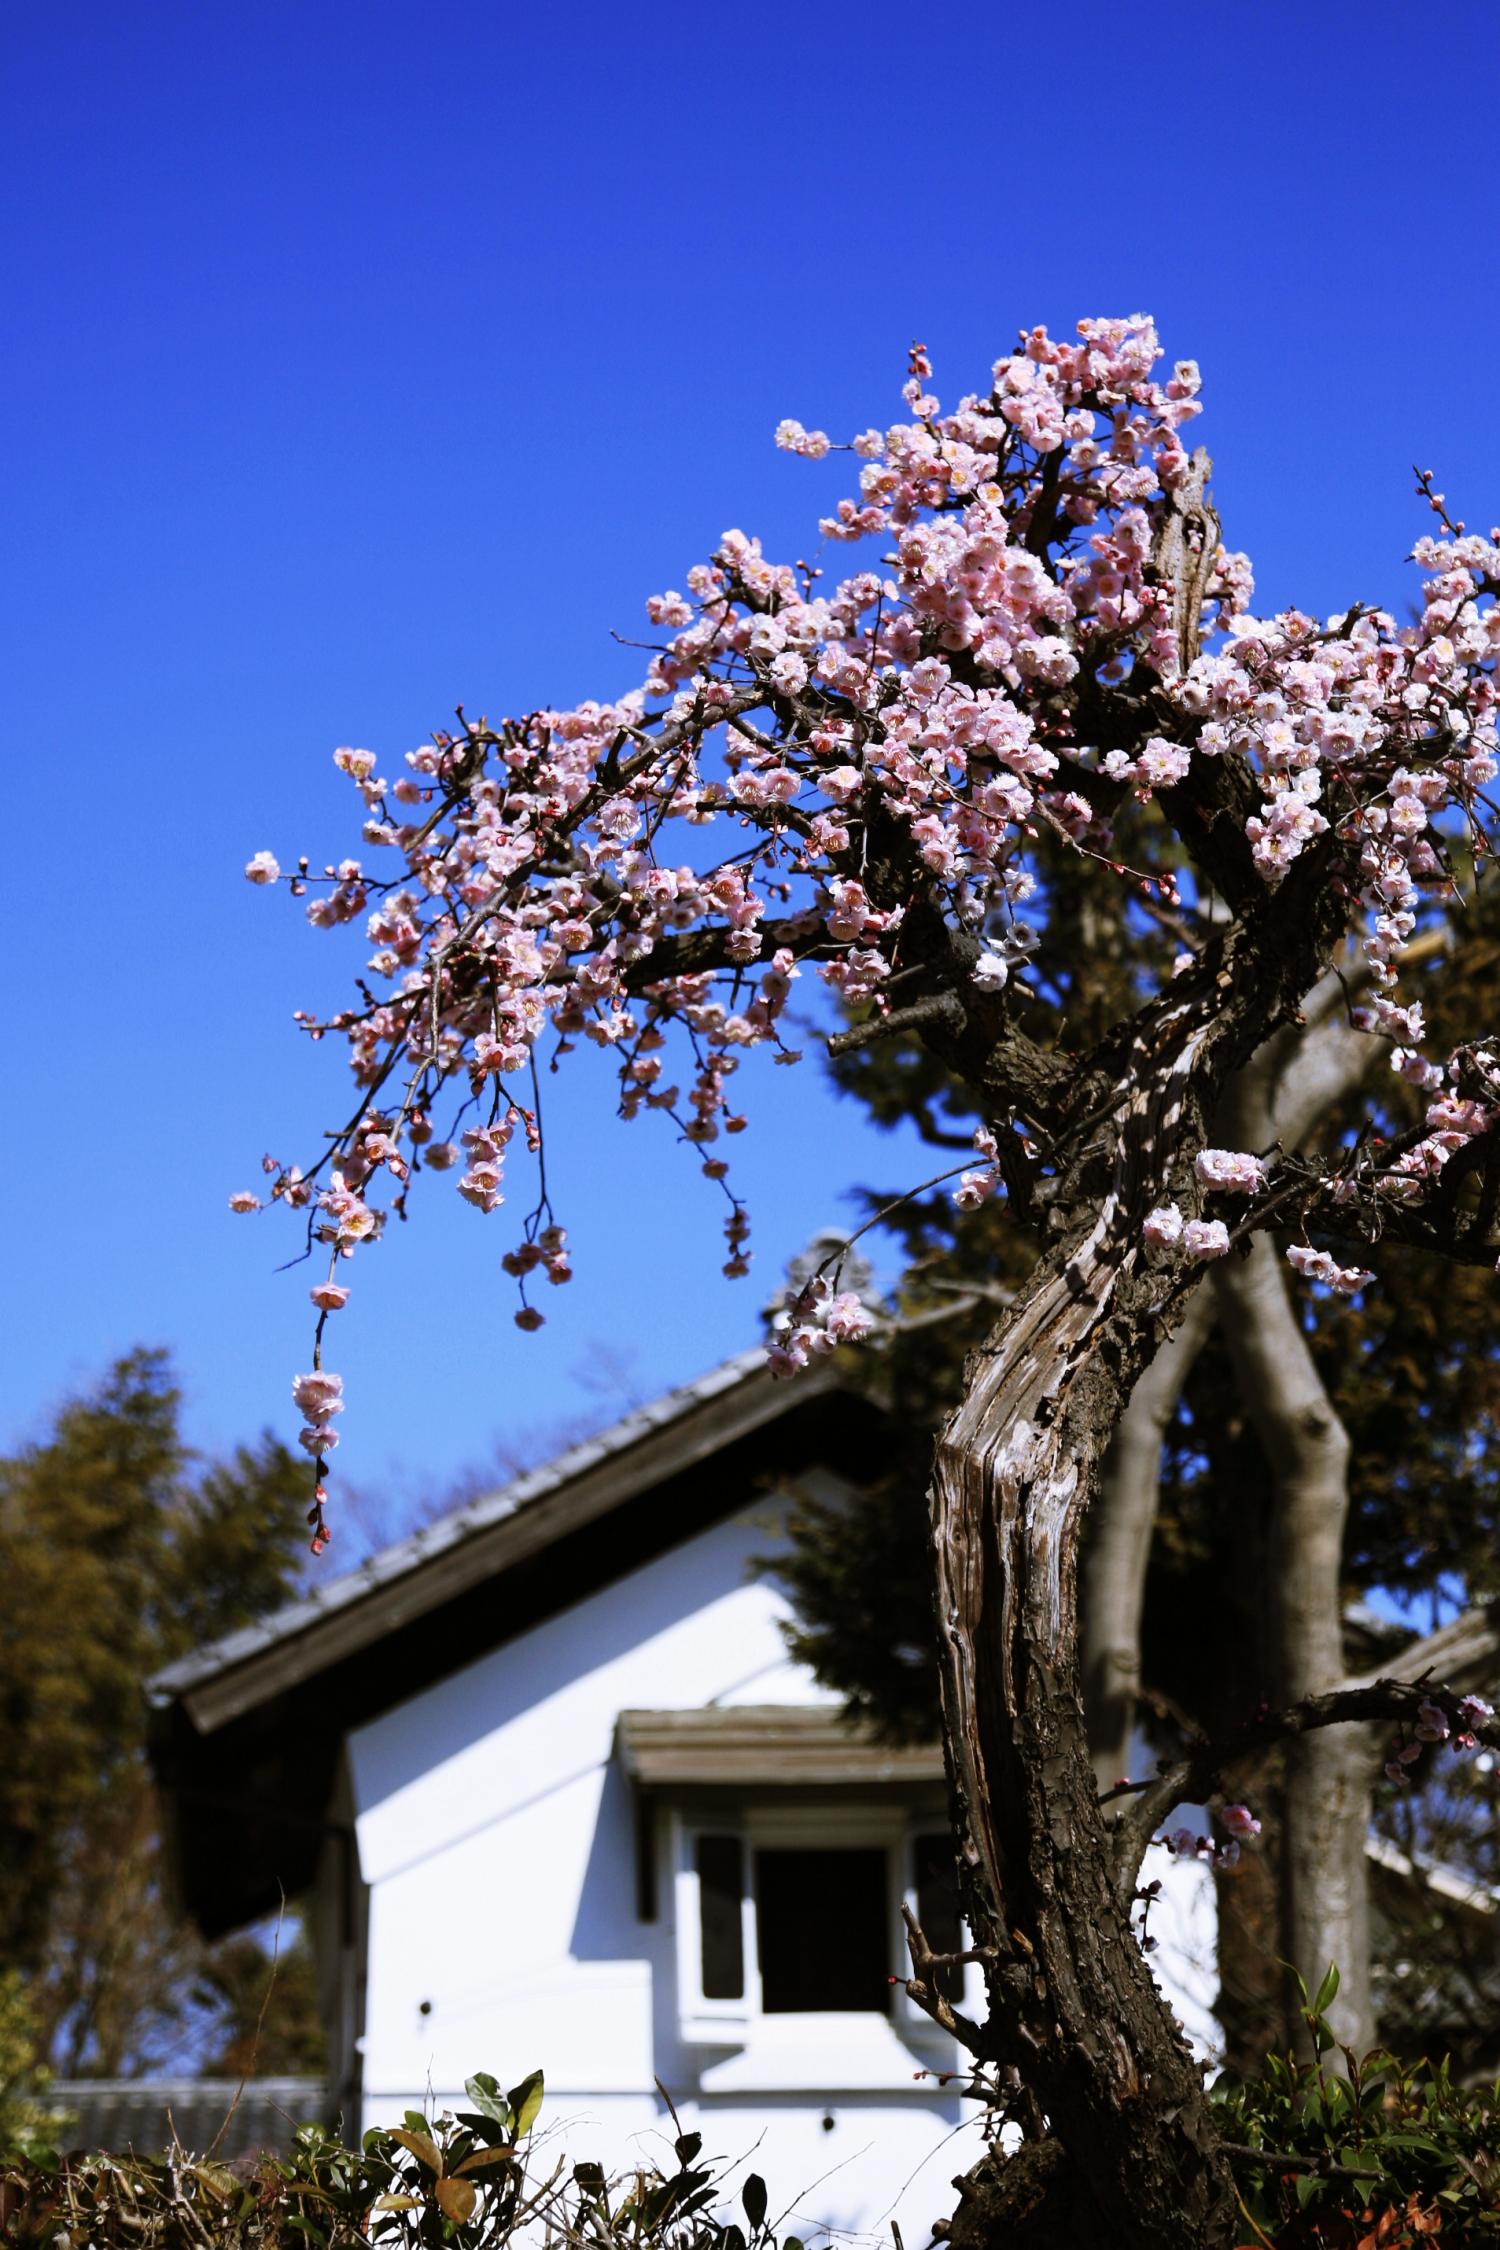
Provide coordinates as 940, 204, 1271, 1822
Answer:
148, 1340, 844, 1710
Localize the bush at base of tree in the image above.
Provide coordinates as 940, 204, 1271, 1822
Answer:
0, 2068, 801, 2250
5, 2052, 1500, 2250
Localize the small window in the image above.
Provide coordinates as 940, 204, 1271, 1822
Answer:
695, 1833, 745, 2000
912, 1832, 965, 2004
755, 1846, 891, 2014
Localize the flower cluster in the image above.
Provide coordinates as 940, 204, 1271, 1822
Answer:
1385, 1693, 1493, 1783
291, 1369, 343, 1555
1287, 1244, 1375, 1296
767, 1274, 878, 1378
243, 319, 1499, 1515
1160, 1801, 1261, 1873
1142, 1205, 1232, 1264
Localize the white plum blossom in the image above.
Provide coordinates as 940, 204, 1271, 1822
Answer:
1182, 1218, 1231, 1262
244, 850, 280, 884
768, 1273, 878, 1376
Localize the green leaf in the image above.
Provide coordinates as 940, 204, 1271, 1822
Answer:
743, 2172, 768, 2231
464, 2075, 511, 2127
1313, 1961, 1342, 2017
508, 2069, 544, 2138
454, 2111, 512, 2147
675, 2131, 703, 2165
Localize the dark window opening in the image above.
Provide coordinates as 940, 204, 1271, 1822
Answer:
696, 1833, 745, 1999
755, 1846, 890, 2014
913, 1832, 965, 2003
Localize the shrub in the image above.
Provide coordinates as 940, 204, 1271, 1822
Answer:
1211, 1969, 1500, 2244
0, 2069, 803, 2250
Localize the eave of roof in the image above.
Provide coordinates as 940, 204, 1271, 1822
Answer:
1365, 1831, 1500, 1916
150, 1342, 851, 1736
616, 1705, 945, 1788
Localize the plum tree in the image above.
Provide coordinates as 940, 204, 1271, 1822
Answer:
243, 320, 1500, 2247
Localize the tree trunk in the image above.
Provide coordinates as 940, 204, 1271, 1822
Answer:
927, 1032, 1246, 2247
915, 849, 1355, 2241
1208, 996, 1384, 2059
1081, 1292, 1214, 1794
1214, 1232, 1371, 2054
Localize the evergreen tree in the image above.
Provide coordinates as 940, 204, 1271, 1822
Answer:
0, 1351, 324, 2078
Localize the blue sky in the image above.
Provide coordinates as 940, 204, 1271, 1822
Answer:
6, 0, 1500, 1529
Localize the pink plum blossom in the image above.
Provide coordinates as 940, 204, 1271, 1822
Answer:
243, 320, 1500, 1534
292, 1370, 344, 1423
1143, 1205, 1184, 1257
1194, 1148, 1268, 1194
1286, 1245, 1374, 1295
1414, 1700, 1450, 1743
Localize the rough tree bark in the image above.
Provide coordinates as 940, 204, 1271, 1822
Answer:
916, 906, 1353, 2250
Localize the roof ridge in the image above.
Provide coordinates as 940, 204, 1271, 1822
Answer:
148, 1342, 778, 1705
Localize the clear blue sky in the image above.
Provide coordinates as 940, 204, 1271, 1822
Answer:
6, 0, 1499, 1524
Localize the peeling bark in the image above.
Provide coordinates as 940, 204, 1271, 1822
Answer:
925, 989, 1267, 2248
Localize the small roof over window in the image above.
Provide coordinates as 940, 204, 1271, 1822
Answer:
615, 1706, 945, 1789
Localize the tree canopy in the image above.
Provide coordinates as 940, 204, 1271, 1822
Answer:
245, 319, 1500, 2248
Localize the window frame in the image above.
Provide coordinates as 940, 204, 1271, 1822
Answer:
670, 1801, 976, 2046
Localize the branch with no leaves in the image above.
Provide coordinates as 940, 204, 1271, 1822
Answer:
827, 991, 964, 1056
898, 1902, 991, 2056
1106, 1678, 1500, 1893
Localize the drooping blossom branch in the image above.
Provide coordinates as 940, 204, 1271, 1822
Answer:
238, 318, 1500, 1540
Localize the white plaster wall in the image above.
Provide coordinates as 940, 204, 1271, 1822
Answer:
345, 1492, 1219, 2238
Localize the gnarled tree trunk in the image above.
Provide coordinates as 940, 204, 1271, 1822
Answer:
925, 1007, 1256, 2248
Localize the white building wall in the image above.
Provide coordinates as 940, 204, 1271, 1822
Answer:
346, 1488, 1218, 2241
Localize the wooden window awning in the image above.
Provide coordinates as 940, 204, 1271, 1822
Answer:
615, 1706, 945, 1788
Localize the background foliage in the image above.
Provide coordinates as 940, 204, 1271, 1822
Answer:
0, 1352, 324, 2080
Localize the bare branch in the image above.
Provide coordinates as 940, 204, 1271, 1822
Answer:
1108, 1679, 1500, 1891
